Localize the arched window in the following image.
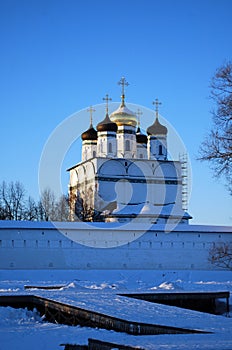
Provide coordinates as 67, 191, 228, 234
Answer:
125, 140, 130, 151
159, 145, 163, 155
108, 142, 112, 153
93, 150, 96, 158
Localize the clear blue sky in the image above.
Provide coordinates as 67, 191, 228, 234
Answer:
0, 0, 231, 225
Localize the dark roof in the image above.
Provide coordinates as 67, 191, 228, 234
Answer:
136, 127, 148, 144
97, 113, 118, 132
81, 124, 98, 141
147, 117, 168, 136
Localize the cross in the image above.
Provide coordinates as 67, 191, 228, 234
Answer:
118, 77, 129, 95
152, 98, 162, 117
136, 108, 143, 127
118, 77, 129, 106
103, 94, 112, 114
87, 106, 95, 125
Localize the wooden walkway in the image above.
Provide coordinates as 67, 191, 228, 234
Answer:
119, 291, 230, 315
0, 295, 209, 335
62, 338, 146, 349
24, 284, 66, 290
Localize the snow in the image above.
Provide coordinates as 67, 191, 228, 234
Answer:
0, 270, 232, 350
0, 219, 232, 233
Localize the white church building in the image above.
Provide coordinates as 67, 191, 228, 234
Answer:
68, 78, 192, 225
0, 78, 231, 271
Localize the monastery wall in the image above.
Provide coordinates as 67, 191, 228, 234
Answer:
0, 221, 231, 270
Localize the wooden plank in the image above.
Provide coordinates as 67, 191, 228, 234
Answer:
119, 291, 230, 300
119, 291, 230, 315
0, 295, 210, 335
24, 285, 66, 290
88, 338, 146, 350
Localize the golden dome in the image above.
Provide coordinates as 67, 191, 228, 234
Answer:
110, 103, 137, 127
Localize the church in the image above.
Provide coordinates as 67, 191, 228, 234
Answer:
1, 78, 231, 272
68, 78, 192, 225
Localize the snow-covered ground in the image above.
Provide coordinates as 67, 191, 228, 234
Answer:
0, 269, 232, 350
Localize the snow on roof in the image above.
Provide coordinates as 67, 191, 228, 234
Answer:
0, 220, 231, 233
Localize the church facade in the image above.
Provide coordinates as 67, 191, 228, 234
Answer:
68, 78, 191, 224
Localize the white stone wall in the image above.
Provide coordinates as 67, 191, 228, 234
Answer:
116, 126, 137, 158
136, 143, 147, 159
97, 131, 117, 158
69, 158, 185, 222
82, 140, 97, 161
0, 222, 231, 270
147, 135, 167, 160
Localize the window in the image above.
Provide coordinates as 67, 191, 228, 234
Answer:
159, 145, 163, 155
125, 140, 130, 151
93, 150, 96, 158
139, 154, 143, 158
108, 142, 112, 153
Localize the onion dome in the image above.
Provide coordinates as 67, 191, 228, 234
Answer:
146, 116, 168, 136
81, 123, 97, 141
136, 127, 147, 144
110, 104, 137, 127
110, 77, 137, 127
97, 113, 118, 132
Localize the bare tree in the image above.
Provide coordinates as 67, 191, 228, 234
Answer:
54, 194, 70, 221
0, 205, 7, 220
36, 200, 47, 221
24, 196, 39, 221
209, 242, 232, 270
73, 187, 103, 222
0, 181, 73, 222
40, 188, 56, 221
40, 189, 70, 221
0, 181, 26, 220
199, 61, 232, 193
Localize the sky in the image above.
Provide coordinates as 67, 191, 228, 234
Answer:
0, 0, 231, 226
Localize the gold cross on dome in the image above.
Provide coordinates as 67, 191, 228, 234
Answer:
136, 108, 143, 127
118, 77, 129, 95
118, 77, 129, 106
152, 98, 162, 117
103, 94, 112, 114
87, 106, 95, 125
